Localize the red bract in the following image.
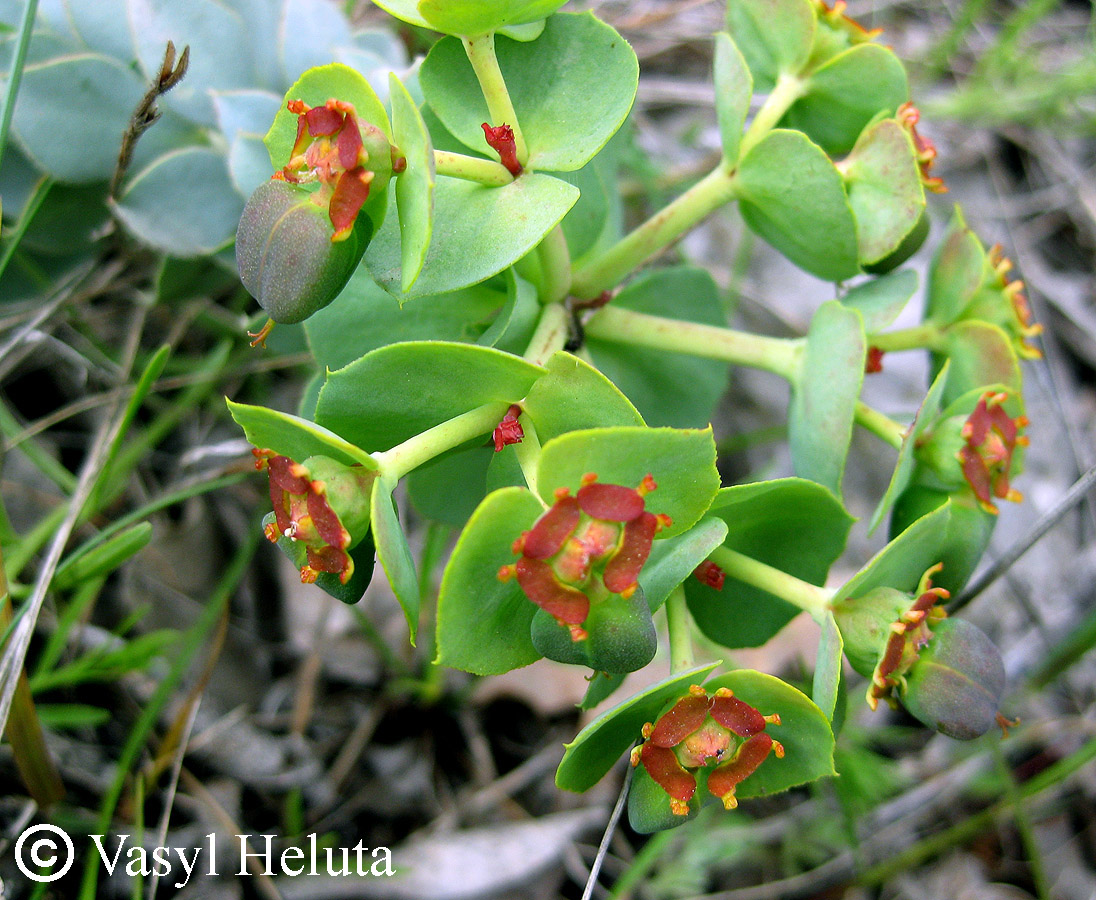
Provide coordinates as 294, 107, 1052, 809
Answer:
865, 346, 885, 374
481, 123, 522, 176
280, 99, 383, 241
958, 391, 1029, 514
865, 565, 949, 710
498, 473, 671, 640
631, 685, 783, 815
693, 560, 725, 590
898, 103, 946, 194
254, 449, 375, 585
492, 404, 524, 452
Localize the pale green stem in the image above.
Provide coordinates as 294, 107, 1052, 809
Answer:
709, 545, 833, 618
855, 400, 907, 450
584, 306, 909, 448
537, 225, 572, 305
665, 585, 695, 673
583, 305, 802, 378
433, 149, 513, 186
375, 401, 511, 481
570, 166, 737, 299
869, 321, 946, 353
513, 412, 544, 503
737, 71, 808, 161
523, 302, 569, 366
462, 33, 529, 166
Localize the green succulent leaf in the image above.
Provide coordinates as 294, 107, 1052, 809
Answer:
389, 74, 436, 292
129, 0, 253, 127
265, 63, 392, 169
368, 0, 430, 28
586, 267, 731, 428
703, 670, 835, 798
304, 271, 511, 371
581, 672, 627, 711
555, 155, 613, 263
781, 44, 909, 156
926, 207, 984, 324
419, 13, 638, 172
640, 517, 729, 612
416, 0, 569, 35
685, 478, 853, 648
555, 662, 721, 792
867, 361, 950, 534
735, 130, 860, 282
227, 399, 377, 468
842, 118, 925, 266
365, 173, 578, 299
316, 341, 543, 453
789, 301, 866, 494
812, 611, 844, 721
521, 351, 644, 444
113, 146, 243, 256
536, 427, 720, 538
714, 32, 753, 164
12, 53, 145, 183
841, 269, 918, 333
371, 476, 421, 641
938, 321, 1022, 404
435, 486, 545, 674
832, 501, 952, 606
407, 444, 493, 526
725, 0, 816, 90
481, 271, 542, 354
890, 488, 995, 596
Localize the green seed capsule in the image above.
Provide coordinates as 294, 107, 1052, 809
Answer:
530, 588, 656, 674
235, 180, 374, 324
900, 617, 1005, 740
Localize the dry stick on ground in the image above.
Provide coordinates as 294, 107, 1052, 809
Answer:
953, 462, 1096, 611
109, 41, 189, 199
146, 697, 203, 900
582, 763, 634, 900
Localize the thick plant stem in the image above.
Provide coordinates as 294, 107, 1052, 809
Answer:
665, 585, 694, 673
583, 305, 802, 378
709, 545, 833, 618
523, 302, 569, 366
0, 547, 64, 808
855, 401, 907, 449
583, 306, 911, 447
537, 226, 572, 305
869, 321, 946, 353
462, 33, 529, 166
570, 166, 737, 299
737, 71, 808, 160
433, 150, 513, 186
376, 401, 512, 481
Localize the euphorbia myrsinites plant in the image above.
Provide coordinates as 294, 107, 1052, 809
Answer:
228, 0, 1037, 831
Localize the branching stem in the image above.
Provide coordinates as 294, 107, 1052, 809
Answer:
583, 305, 802, 378
665, 585, 695, 673
570, 166, 737, 299
433, 150, 513, 186
376, 401, 511, 481
709, 545, 833, 618
463, 33, 529, 166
